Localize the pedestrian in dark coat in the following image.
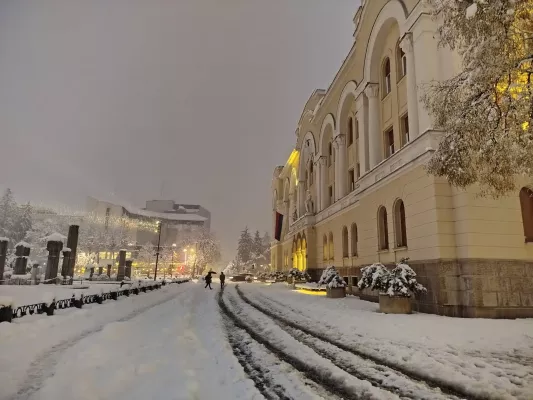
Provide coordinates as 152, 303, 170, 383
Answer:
220, 271, 226, 288
204, 272, 212, 289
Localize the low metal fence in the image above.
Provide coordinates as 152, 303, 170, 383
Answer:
0, 279, 190, 323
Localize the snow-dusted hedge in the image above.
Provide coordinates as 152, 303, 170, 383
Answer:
286, 268, 311, 282
358, 259, 427, 297
318, 266, 346, 288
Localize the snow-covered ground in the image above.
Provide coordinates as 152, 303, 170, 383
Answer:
236, 283, 533, 400
2, 280, 532, 400
0, 282, 260, 400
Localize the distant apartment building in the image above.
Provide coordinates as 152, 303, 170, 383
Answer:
85, 196, 211, 265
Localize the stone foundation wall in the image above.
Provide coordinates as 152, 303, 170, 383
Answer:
309, 259, 533, 318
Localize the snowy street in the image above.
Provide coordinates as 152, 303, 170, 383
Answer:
1, 281, 532, 400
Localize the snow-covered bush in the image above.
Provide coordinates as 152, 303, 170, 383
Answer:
245, 275, 253, 283
318, 266, 346, 288
387, 261, 427, 297
96, 274, 110, 281
358, 263, 390, 293
268, 271, 286, 281
358, 259, 427, 297
286, 268, 311, 282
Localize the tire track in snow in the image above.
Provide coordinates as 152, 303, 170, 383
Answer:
235, 285, 474, 400
10, 285, 192, 400
218, 290, 352, 400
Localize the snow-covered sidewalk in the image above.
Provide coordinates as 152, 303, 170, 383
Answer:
1, 282, 260, 400
238, 283, 533, 400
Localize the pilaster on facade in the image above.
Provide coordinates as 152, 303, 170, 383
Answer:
334, 134, 348, 199
355, 94, 368, 175
400, 32, 420, 141
364, 83, 381, 169
318, 156, 328, 211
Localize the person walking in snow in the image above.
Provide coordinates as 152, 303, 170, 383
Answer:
204, 272, 213, 290
220, 271, 225, 289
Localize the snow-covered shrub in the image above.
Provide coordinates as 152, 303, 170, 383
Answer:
358, 263, 390, 293
318, 266, 346, 288
245, 275, 253, 283
268, 271, 286, 281
96, 274, 110, 281
123, 276, 131, 281
358, 259, 427, 297
287, 268, 311, 282
387, 260, 427, 297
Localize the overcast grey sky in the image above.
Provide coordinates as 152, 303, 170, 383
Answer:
0, 0, 358, 261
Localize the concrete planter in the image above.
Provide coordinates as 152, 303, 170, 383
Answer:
0, 306, 12, 323
326, 286, 346, 298
379, 294, 412, 314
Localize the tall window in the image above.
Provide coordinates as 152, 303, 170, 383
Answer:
520, 187, 533, 242
348, 117, 354, 146
328, 142, 333, 166
355, 119, 359, 139
383, 58, 391, 97
329, 186, 333, 206
351, 223, 358, 256
323, 235, 328, 260
385, 128, 395, 158
356, 163, 361, 179
378, 206, 389, 250
394, 199, 407, 247
309, 162, 314, 186
401, 114, 409, 146
342, 226, 349, 258
349, 169, 355, 191
397, 44, 406, 79
328, 232, 334, 260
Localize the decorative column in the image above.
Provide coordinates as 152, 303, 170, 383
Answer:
66, 225, 79, 278
314, 158, 321, 211
364, 83, 381, 169
298, 180, 306, 218
125, 259, 133, 279
117, 249, 126, 281
319, 156, 328, 210
107, 264, 111, 278
0, 239, 7, 284
14, 242, 30, 275
355, 94, 368, 174
400, 33, 420, 141
31, 263, 40, 285
90, 266, 95, 280
98, 266, 103, 276
45, 240, 63, 284
335, 134, 347, 199
61, 248, 71, 278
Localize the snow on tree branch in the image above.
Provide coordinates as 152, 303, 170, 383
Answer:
425, 0, 533, 197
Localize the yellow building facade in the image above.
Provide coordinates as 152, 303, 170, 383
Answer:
271, 0, 533, 318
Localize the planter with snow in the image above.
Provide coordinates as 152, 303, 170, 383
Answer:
318, 266, 347, 299
378, 294, 412, 314
0, 297, 13, 323
326, 286, 346, 298
358, 259, 426, 314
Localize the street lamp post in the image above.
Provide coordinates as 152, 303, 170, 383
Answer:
154, 221, 162, 281
170, 243, 176, 278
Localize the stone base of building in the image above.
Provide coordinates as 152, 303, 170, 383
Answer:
308, 258, 533, 319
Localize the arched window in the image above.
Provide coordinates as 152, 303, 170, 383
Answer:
383, 58, 391, 97
520, 187, 533, 242
394, 199, 407, 247
347, 117, 354, 146
378, 206, 389, 250
309, 161, 314, 186
328, 142, 333, 166
342, 226, 349, 258
397, 43, 406, 80
323, 234, 328, 260
351, 223, 358, 256
328, 232, 334, 260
